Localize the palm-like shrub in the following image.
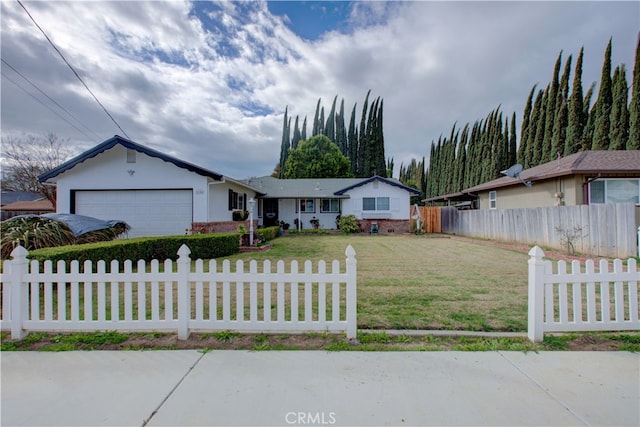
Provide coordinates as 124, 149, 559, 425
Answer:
1, 216, 129, 259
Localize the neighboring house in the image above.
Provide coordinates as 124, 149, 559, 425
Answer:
39, 135, 419, 237
0, 192, 54, 221
458, 150, 640, 210
246, 175, 420, 233
39, 136, 261, 238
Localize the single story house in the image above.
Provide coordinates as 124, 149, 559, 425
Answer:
40, 136, 419, 237
241, 175, 420, 233
39, 136, 262, 237
464, 150, 640, 210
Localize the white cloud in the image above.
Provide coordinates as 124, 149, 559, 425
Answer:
1, 1, 638, 179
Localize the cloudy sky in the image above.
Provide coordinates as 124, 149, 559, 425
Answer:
1, 1, 638, 179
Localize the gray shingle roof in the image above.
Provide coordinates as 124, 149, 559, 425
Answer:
246, 175, 419, 198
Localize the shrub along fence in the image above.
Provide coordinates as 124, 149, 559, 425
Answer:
441, 203, 638, 258
527, 246, 639, 342
0, 245, 357, 341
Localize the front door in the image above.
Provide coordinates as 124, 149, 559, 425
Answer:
263, 199, 279, 227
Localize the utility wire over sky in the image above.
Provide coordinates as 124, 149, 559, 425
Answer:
16, 0, 131, 140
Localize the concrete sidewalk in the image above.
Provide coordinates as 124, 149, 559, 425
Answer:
1, 350, 638, 427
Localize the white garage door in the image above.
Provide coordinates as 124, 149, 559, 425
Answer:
75, 190, 193, 237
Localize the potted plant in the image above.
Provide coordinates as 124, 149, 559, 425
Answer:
232, 210, 249, 221
310, 217, 320, 229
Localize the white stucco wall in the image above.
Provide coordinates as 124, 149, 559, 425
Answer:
341, 181, 411, 220
54, 145, 211, 221
208, 180, 259, 222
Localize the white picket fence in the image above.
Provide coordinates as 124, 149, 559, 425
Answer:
527, 246, 640, 342
0, 245, 358, 340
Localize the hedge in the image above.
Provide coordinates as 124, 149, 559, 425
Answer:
28, 233, 240, 264
256, 226, 280, 242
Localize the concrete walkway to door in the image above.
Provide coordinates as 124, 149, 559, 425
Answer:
2, 350, 638, 426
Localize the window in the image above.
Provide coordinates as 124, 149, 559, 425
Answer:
363, 197, 390, 211
228, 190, 247, 210
321, 199, 340, 213
489, 191, 497, 209
297, 199, 315, 213
589, 179, 640, 204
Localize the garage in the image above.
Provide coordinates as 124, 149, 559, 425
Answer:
74, 190, 193, 237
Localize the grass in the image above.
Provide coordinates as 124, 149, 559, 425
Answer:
232, 234, 531, 331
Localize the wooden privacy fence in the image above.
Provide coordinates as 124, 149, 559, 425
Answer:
418, 207, 441, 233
527, 246, 639, 342
0, 245, 357, 341
441, 203, 638, 258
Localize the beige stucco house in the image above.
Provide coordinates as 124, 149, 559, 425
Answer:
464, 150, 640, 210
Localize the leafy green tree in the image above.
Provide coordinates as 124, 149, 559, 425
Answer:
581, 83, 596, 150
335, 99, 347, 155
551, 55, 571, 157
278, 107, 290, 178
592, 38, 613, 150
348, 103, 358, 175
509, 112, 517, 166
284, 135, 352, 179
629, 35, 640, 149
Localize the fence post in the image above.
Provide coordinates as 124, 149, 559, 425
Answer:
9, 245, 29, 340
177, 244, 191, 340
345, 245, 357, 341
527, 246, 545, 343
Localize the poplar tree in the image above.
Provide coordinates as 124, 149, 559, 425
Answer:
335, 99, 347, 155
278, 107, 290, 178
348, 104, 358, 175
312, 99, 321, 136
324, 95, 337, 142
592, 39, 613, 150
531, 87, 548, 167
628, 35, 640, 149
581, 83, 597, 150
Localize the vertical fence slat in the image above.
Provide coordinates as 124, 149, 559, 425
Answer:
613, 259, 625, 322
276, 261, 285, 323
304, 261, 312, 323
151, 260, 159, 321
57, 261, 67, 321
163, 259, 173, 321
110, 260, 119, 321
332, 260, 340, 322
136, 260, 146, 321
585, 260, 596, 323
250, 261, 257, 322
557, 261, 568, 324
124, 260, 133, 322
84, 260, 93, 321
571, 260, 582, 323
222, 260, 231, 322
599, 260, 610, 323
195, 260, 204, 322
235, 260, 244, 322
628, 259, 638, 324
97, 261, 106, 322
291, 261, 299, 322
209, 259, 217, 321
318, 261, 326, 324
263, 260, 272, 323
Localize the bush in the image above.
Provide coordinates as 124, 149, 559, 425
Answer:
28, 233, 240, 264
256, 226, 279, 242
337, 215, 360, 234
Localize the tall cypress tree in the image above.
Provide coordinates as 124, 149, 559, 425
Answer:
609, 64, 629, 150
278, 107, 290, 178
357, 90, 371, 177
542, 52, 563, 161
628, 35, 640, 149
348, 103, 358, 175
301, 116, 307, 141
509, 112, 518, 166
335, 98, 347, 155
566, 47, 585, 155
551, 55, 572, 156
518, 85, 536, 166
581, 82, 597, 150
312, 99, 321, 136
291, 115, 301, 149
375, 99, 387, 177
531, 87, 549, 167
592, 38, 613, 150
324, 95, 337, 142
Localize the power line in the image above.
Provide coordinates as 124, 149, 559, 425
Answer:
1, 70, 100, 141
16, 0, 131, 140
1, 58, 102, 142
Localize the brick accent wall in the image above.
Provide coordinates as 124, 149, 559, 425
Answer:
191, 220, 257, 234
356, 219, 411, 234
